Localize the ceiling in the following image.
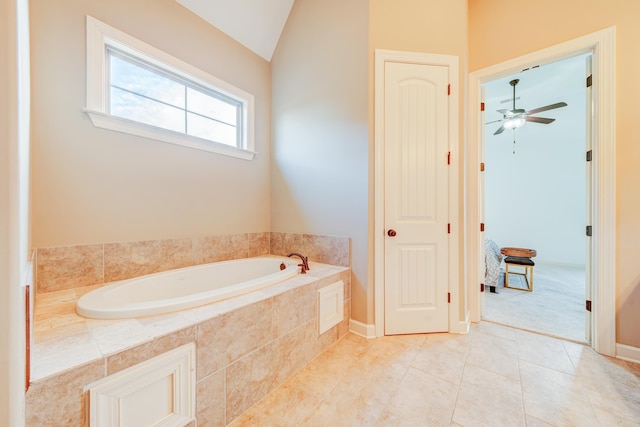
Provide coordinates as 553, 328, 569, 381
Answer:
176, 0, 295, 61
484, 53, 590, 143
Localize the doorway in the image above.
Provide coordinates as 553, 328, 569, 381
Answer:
483, 53, 591, 342
467, 27, 616, 356
481, 54, 589, 343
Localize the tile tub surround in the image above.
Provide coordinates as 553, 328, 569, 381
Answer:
270, 232, 350, 267
26, 261, 351, 426
35, 232, 349, 294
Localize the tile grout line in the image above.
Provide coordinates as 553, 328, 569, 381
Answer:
370, 337, 425, 425
447, 330, 473, 426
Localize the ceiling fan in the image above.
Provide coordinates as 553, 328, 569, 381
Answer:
487, 78, 568, 135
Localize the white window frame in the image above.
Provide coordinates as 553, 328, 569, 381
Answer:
84, 15, 255, 160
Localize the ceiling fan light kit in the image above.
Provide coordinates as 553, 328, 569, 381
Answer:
503, 117, 526, 130
489, 78, 568, 138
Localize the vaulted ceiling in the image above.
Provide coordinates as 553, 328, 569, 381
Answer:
176, 0, 295, 61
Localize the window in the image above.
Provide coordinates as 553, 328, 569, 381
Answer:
85, 16, 255, 160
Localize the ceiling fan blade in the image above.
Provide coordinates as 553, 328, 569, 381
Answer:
493, 125, 506, 135
526, 102, 568, 115
485, 119, 503, 125
496, 109, 509, 115
525, 116, 555, 124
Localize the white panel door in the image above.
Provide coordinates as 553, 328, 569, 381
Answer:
384, 61, 450, 335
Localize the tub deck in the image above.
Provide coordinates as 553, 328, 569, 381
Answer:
31, 259, 349, 382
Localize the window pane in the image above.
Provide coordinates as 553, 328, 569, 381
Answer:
187, 112, 237, 146
187, 88, 238, 126
111, 87, 185, 133
110, 53, 185, 108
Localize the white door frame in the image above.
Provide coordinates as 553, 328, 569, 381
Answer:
467, 27, 616, 356
374, 49, 461, 337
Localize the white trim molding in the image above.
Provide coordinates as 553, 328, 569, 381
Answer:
349, 319, 376, 339
374, 49, 461, 337
86, 343, 196, 427
467, 27, 616, 356
616, 343, 640, 364
84, 15, 255, 160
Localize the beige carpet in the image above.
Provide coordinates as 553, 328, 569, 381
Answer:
483, 263, 587, 343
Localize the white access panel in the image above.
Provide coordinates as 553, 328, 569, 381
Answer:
87, 343, 196, 427
318, 281, 344, 335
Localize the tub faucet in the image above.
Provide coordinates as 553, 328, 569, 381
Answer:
287, 252, 309, 274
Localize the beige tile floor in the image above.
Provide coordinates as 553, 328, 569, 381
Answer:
229, 322, 640, 427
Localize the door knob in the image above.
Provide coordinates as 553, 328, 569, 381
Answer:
387, 229, 397, 237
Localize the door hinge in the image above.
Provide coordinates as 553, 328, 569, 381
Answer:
480, 223, 485, 232
447, 151, 451, 165
586, 300, 592, 312
448, 292, 451, 303
480, 102, 485, 111
481, 283, 485, 293
448, 223, 451, 234
448, 84, 451, 95
586, 225, 593, 237
480, 162, 485, 172
586, 150, 593, 162
586, 74, 593, 88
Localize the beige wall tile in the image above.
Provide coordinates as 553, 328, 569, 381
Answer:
272, 283, 316, 338
319, 325, 339, 352
302, 234, 350, 267
106, 326, 196, 375
341, 270, 351, 300
303, 319, 322, 363
268, 232, 284, 256
247, 232, 270, 257
36, 244, 103, 293
226, 341, 280, 423
197, 299, 275, 379
25, 359, 105, 426
197, 370, 226, 427
339, 299, 351, 338
273, 324, 309, 385
104, 238, 192, 282
193, 234, 248, 265
270, 232, 303, 257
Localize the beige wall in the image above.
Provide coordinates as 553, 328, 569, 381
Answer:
369, 0, 469, 323
30, 0, 271, 248
272, 0, 469, 325
270, 0, 370, 321
469, 0, 640, 348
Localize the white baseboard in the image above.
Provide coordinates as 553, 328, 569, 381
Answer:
349, 317, 471, 338
616, 343, 640, 364
349, 319, 376, 339
450, 311, 470, 334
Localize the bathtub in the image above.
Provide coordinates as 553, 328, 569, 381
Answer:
76, 256, 300, 319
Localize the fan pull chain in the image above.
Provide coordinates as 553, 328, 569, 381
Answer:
512, 130, 516, 154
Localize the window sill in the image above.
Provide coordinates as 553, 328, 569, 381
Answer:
84, 109, 256, 161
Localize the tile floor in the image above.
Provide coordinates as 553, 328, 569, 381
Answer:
229, 322, 640, 427
484, 263, 586, 343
